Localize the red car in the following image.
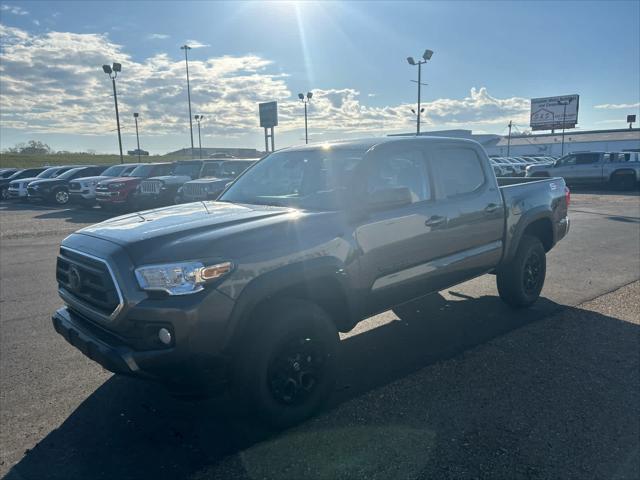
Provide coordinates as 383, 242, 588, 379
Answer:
95, 162, 173, 210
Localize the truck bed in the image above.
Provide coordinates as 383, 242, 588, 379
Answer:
496, 176, 570, 264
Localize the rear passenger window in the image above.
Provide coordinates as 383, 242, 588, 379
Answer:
432, 148, 485, 198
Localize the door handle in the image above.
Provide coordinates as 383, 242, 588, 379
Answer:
485, 203, 500, 213
425, 215, 447, 227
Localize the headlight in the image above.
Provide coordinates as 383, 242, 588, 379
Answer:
135, 261, 232, 295
85, 180, 97, 187
109, 182, 125, 189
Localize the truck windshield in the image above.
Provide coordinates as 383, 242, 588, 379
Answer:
172, 163, 202, 178
129, 164, 158, 177
219, 147, 365, 210
101, 165, 127, 177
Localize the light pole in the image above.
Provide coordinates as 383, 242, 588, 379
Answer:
298, 92, 313, 144
194, 115, 204, 159
133, 112, 141, 161
102, 63, 124, 163
407, 49, 433, 135
180, 44, 195, 157
507, 120, 512, 157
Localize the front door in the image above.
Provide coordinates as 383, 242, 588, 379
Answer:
354, 142, 449, 313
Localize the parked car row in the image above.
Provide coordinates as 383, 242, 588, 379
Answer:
489, 155, 557, 177
1, 158, 257, 209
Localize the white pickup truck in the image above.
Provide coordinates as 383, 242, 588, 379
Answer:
526, 151, 640, 190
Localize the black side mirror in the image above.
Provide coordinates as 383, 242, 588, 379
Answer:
367, 186, 413, 211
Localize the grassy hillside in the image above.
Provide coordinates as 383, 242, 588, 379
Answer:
0, 153, 175, 168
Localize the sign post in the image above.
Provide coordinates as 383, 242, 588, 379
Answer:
259, 101, 278, 153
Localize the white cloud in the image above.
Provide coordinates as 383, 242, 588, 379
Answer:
33, 19, 40, 26
184, 39, 210, 49
594, 102, 640, 110
0, 24, 532, 143
0, 4, 29, 15
147, 33, 170, 40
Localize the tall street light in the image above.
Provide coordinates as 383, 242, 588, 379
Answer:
298, 92, 313, 144
133, 112, 141, 161
180, 44, 195, 157
407, 49, 434, 135
102, 62, 124, 163
194, 115, 204, 159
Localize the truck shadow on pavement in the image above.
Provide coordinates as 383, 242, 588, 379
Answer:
5, 293, 639, 480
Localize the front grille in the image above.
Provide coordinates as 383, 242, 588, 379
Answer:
56, 247, 122, 320
69, 182, 81, 191
140, 180, 161, 194
183, 183, 208, 198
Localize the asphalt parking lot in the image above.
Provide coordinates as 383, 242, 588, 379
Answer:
1, 189, 639, 480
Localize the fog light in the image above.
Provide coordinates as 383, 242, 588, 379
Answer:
158, 328, 172, 345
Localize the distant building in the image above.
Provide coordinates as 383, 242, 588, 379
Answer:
166, 147, 261, 158
390, 128, 640, 157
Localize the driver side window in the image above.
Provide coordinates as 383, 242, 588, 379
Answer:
558, 155, 576, 166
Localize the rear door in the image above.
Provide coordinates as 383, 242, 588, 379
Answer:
571, 153, 602, 183
426, 143, 505, 285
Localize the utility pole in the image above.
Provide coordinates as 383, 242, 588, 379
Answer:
180, 45, 194, 157
560, 101, 568, 156
133, 113, 141, 161
507, 120, 512, 157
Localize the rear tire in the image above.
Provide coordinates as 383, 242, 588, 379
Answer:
233, 298, 339, 428
611, 174, 636, 191
497, 235, 546, 308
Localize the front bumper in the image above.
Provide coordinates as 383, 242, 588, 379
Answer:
8, 187, 27, 198
69, 190, 96, 202
52, 306, 229, 392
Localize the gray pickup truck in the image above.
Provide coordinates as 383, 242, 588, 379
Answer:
52, 137, 570, 426
526, 151, 640, 189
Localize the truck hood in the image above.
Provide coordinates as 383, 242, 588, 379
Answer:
28, 178, 65, 188
76, 201, 295, 260
74, 175, 111, 185
9, 177, 39, 187
145, 175, 193, 185
98, 176, 141, 186
186, 176, 231, 185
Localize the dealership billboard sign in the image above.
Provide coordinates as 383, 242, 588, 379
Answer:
259, 101, 278, 128
530, 94, 579, 131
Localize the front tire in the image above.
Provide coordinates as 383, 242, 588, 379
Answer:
497, 235, 546, 308
53, 188, 70, 206
1, 187, 8, 200
233, 298, 339, 428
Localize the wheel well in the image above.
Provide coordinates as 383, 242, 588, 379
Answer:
523, 218, 553, 252
247, 276, 353, 333
611, 169, 636, 178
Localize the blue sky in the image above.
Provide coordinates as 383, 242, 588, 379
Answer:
1, 0, 639, 154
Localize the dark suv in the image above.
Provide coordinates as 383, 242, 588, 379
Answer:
27, 165, 108, 205
136, 160, 226, 208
